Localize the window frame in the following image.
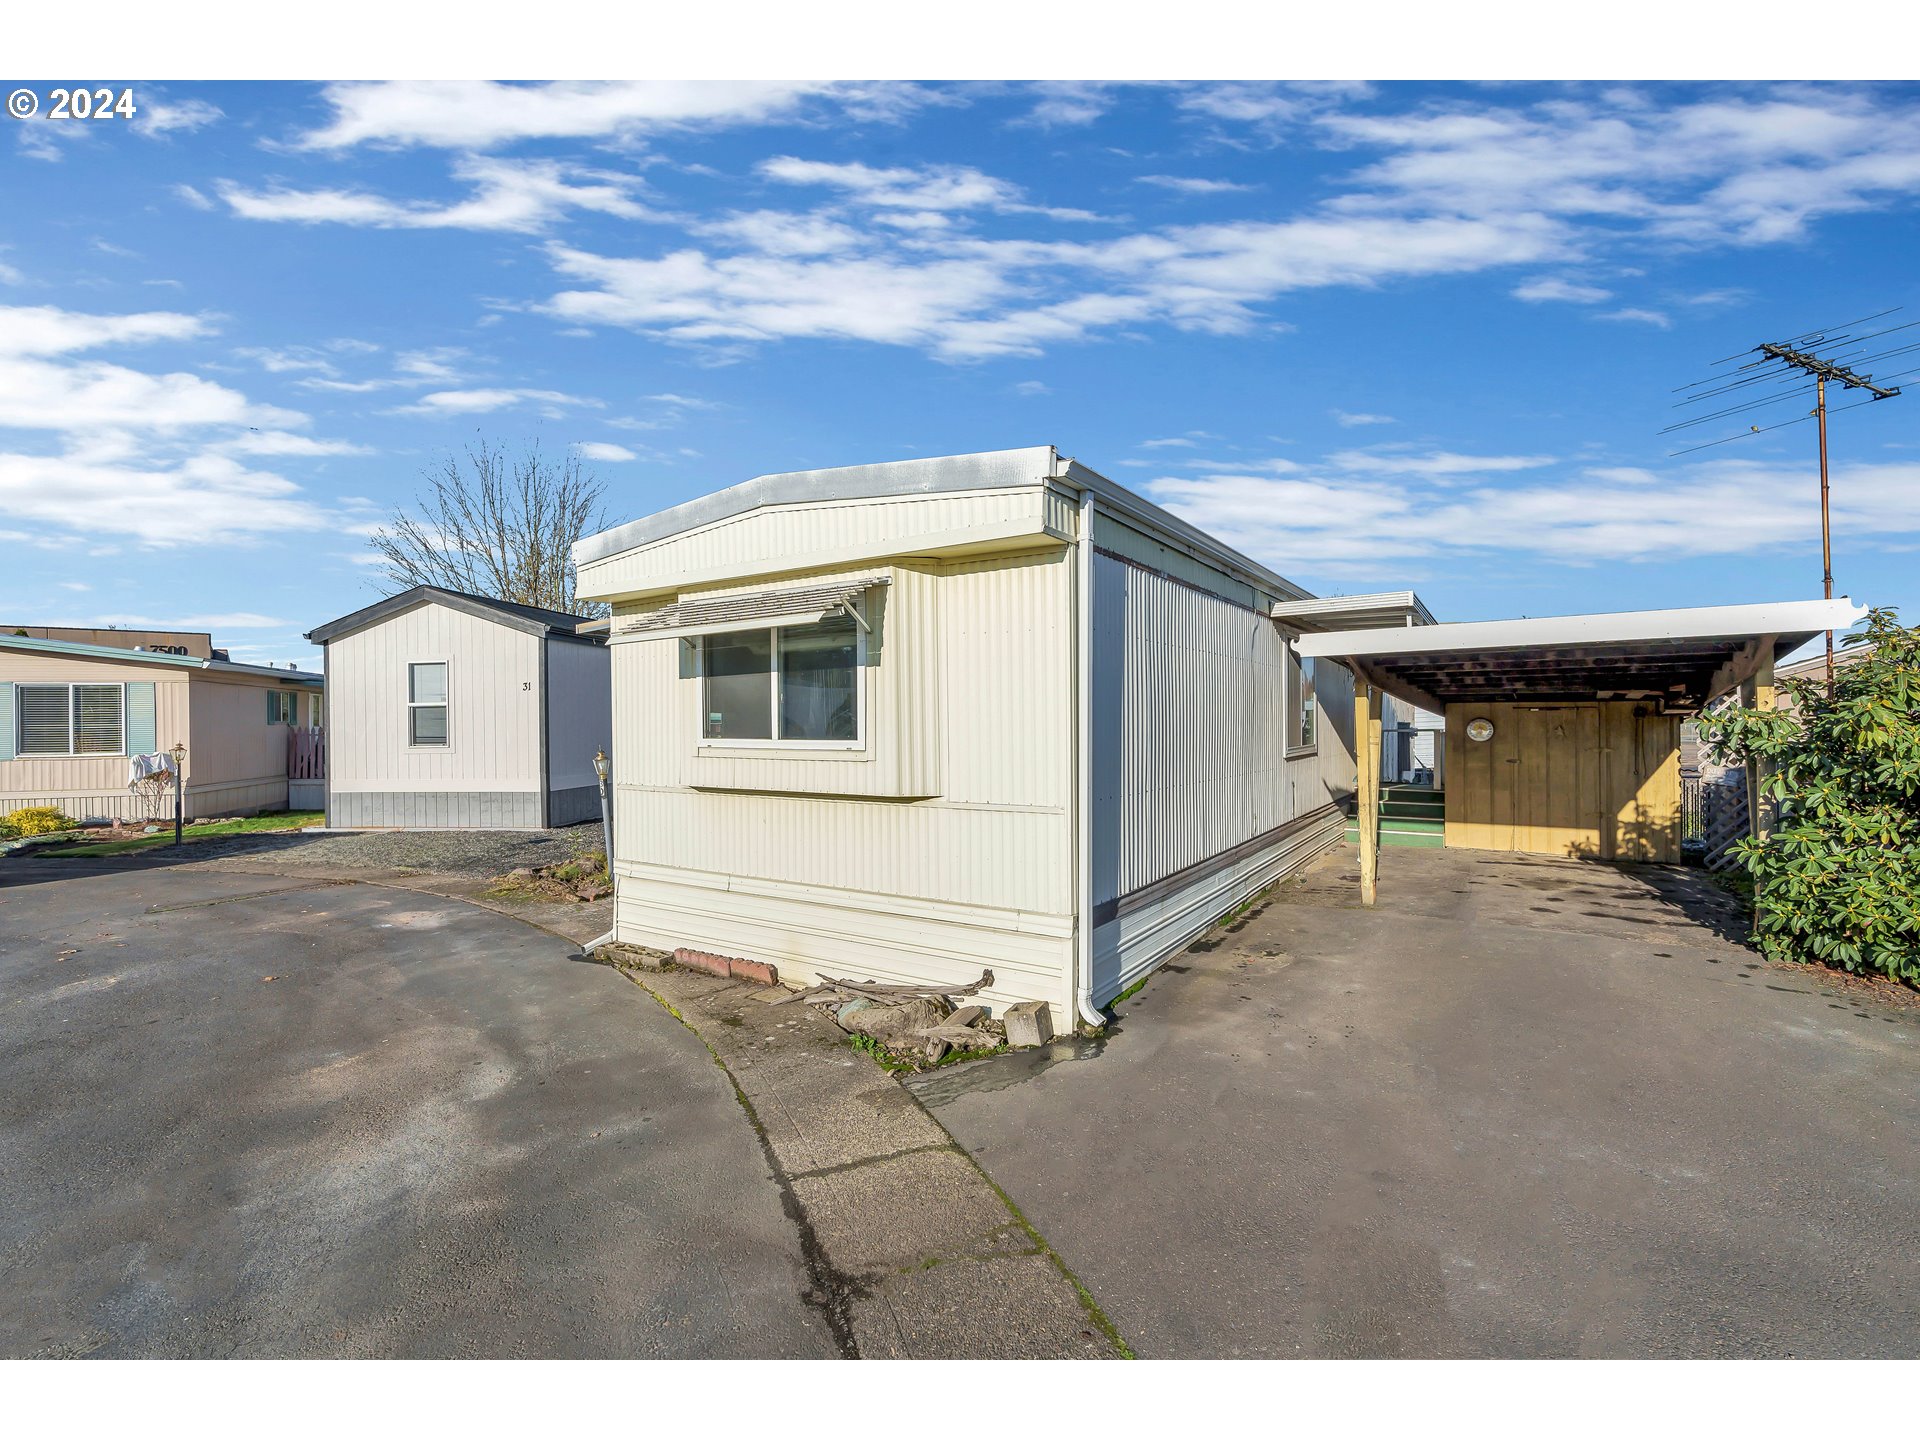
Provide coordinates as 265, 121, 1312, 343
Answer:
15, 680, 127, 759
1284, 643, 1319, 759
406, 659, 451, 750
695, 612, 868, 753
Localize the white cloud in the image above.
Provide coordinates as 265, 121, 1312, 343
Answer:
1019, 84, 1117, 129
1140, 437, 1199, 449
132, 96, 223, 138
1140, 451, 1920, 576
0, 259, 23, 285
1138, 175, 1255, 195
1330, 449, 1556, 477
577, 442, 637, 462
62, 611, 286, 629
385, 388, 601, 417
1598, 307, 1673, 328
0, 304, 358, 551
1332, 410, 1396, 427
219, 156, 651, 233
1014, 380, 1051, 396
1512, 277, 1613, 304
760, 156, 1025, 213
0, 449, 336, 546
295, 80, 844, 150
172, 183, 215, 210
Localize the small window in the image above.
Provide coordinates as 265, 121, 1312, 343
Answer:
16, 682, 125, 757
267, 691, 294, 725
408, 662, 448, 747
1286, 647, 1317, 753
310, 694, 324, 728
702, 615, 861, 745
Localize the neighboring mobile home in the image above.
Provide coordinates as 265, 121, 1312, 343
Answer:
306, 586, 611, 830
0, 634, 323, 821
573, 446, 1362, 1030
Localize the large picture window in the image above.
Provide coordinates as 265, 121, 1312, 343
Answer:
17, 682, 125, 757
408, 662, 448, 747
703, 616, 860, 744
1286, 647, 1317, 753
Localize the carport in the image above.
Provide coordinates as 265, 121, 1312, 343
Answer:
1295, 597, 1864, 904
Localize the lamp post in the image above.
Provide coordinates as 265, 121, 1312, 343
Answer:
169, 742, 186, 847
592, 749, 613, 882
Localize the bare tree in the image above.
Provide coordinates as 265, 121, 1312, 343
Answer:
369, 440, 611, 615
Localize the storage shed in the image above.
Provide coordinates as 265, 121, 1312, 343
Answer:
305, 586, 610, 830
573, 446, 1359, 1029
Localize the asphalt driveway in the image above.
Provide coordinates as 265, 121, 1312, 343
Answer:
913, 845, 1920, 1358
0, 864, 835, 1358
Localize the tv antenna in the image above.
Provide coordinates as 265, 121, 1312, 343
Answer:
1664, 308, 1912, 684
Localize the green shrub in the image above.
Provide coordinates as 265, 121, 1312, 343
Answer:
2, 806, 78, 837
1698, 608, 1920, 985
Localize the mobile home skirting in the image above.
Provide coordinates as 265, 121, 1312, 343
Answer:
328, 789, 544, 829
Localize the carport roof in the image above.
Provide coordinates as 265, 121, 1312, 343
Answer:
1295, 597, 1864, 714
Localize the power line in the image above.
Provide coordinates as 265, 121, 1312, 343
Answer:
1664, 310, 1907, 685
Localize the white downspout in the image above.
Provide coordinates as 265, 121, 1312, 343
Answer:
1073, 483, 1105, 1031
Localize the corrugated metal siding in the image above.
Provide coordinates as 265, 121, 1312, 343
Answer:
326, 601, 542, 805
580, 487, 1061, 599
1087, 553, 1355, 1002
1090, 552, 1294, 904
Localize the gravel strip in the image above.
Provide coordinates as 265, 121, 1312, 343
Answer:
172, 825, 602, 878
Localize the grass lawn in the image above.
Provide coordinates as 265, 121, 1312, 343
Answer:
34, 811, 324, 857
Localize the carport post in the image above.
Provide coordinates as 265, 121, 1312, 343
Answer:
1358, 684, 1380, 905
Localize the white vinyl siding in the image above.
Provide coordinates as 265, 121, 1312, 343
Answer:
408, 662, 448, 747
16, 682, 125, 757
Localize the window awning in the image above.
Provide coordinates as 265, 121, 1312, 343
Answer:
615, 576, 888, 643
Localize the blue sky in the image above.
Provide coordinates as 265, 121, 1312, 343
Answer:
3, 79, 1918, 667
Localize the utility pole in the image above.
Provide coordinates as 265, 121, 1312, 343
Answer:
1755, 339, 1900, 686
1666, 310, 1913, 689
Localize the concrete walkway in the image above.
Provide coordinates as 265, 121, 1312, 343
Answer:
914, 845, 1920, 1358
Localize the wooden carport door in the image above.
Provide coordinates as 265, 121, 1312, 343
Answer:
1447, 702, 1603, 858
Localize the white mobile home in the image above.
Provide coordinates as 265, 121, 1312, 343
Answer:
574, 446, 1361, 1029
306, 586, 611, 830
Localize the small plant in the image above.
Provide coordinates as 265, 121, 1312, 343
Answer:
3, 806, 77, 837
1698, 607, 1920, 986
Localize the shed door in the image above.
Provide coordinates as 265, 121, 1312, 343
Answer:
1446, 701, 1681, 862
1447, 702, 1604, 858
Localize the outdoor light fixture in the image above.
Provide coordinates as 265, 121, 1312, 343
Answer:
1466, 718, 1496, 743
592, 750, 609, 783
169, 742, 187, 845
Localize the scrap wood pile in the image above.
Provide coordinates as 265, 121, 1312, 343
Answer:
782, 968, 1003, 1061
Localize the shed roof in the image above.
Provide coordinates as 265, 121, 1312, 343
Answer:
306, 585, 597, 645
1295, 597, 1864, 715
1271, 590, 1435, 632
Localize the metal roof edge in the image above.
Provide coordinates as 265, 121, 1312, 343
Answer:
574, 446, 1061, 568
1058, 458, 1313, 603
1296, 597, 1866, 660
0, 634, 207, 668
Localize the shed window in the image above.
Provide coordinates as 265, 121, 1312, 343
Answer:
17, 682, 125, 757
703, 616, 860, 744
1287, 649, 1317, 753
408, 662, 448, 747
267, 691, 294, 725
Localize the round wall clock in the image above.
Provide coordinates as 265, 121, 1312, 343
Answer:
1465, 717, 1496, 743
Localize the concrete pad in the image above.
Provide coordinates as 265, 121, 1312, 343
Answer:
851, 1254, 1116, 1360
789, 1147, 1031, 1271
920, 844, 1920, 1358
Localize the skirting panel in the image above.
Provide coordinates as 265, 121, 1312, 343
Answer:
1089, 802, 1346, 1007
3, 778, 291, 823
546, 783, 602, 828
288, 780, 325, 811
613, 862, 1076, 1026
329, 789, 543, 829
